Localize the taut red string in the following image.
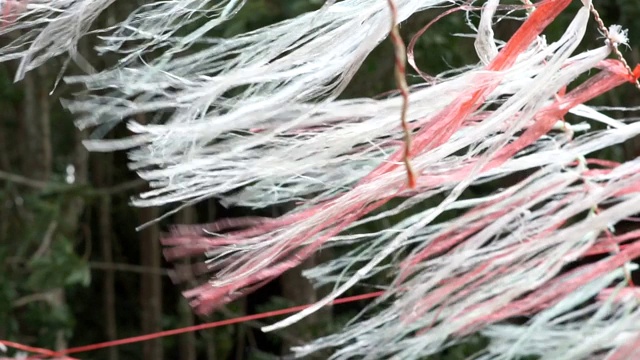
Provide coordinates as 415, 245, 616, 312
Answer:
1, 291, 383, 359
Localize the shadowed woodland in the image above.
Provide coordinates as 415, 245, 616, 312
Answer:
1, 1, 640, 359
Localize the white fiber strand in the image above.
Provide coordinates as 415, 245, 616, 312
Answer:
2, 0, 640, 359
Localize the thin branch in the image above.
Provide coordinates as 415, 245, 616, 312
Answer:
32, 220, 58, 260
96, 178, 146, 196
0, 170, 146, 196
0, 170, 54, 189
12, 291, 57, 308
89, 261, 170, 276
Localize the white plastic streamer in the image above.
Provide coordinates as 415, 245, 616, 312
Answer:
0, 0, 244, 80
2, 0, 640, 359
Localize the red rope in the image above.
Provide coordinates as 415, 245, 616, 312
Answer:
0, 341, 78, 360
1, 291, 383, 359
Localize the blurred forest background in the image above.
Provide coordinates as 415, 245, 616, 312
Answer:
1, 1, 640, 359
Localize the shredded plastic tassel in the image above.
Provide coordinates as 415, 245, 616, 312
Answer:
3, 0, 640, 358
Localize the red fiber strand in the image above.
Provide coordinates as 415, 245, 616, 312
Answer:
1, 291, 383, 358
0, 341, 78, 360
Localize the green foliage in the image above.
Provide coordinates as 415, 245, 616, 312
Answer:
0, 65, 23, 103
424, 335, 489, 360
26, 237, 90, 290
255, 295, 296, 347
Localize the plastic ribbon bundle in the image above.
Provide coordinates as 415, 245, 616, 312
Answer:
3, 0, 640, 358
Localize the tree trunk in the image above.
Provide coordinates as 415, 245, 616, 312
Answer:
139, 205, 163, 360
204, 200, 219, 360
279, 256, 320, 354
95, 151, 118, 360
177, 206, 197, 360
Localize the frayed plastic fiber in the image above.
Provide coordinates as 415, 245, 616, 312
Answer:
3, 0, 640, 359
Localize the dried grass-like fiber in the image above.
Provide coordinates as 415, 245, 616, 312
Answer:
3, 0, 640, 359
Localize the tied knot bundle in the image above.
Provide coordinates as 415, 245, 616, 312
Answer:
3, 0, 640, 358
